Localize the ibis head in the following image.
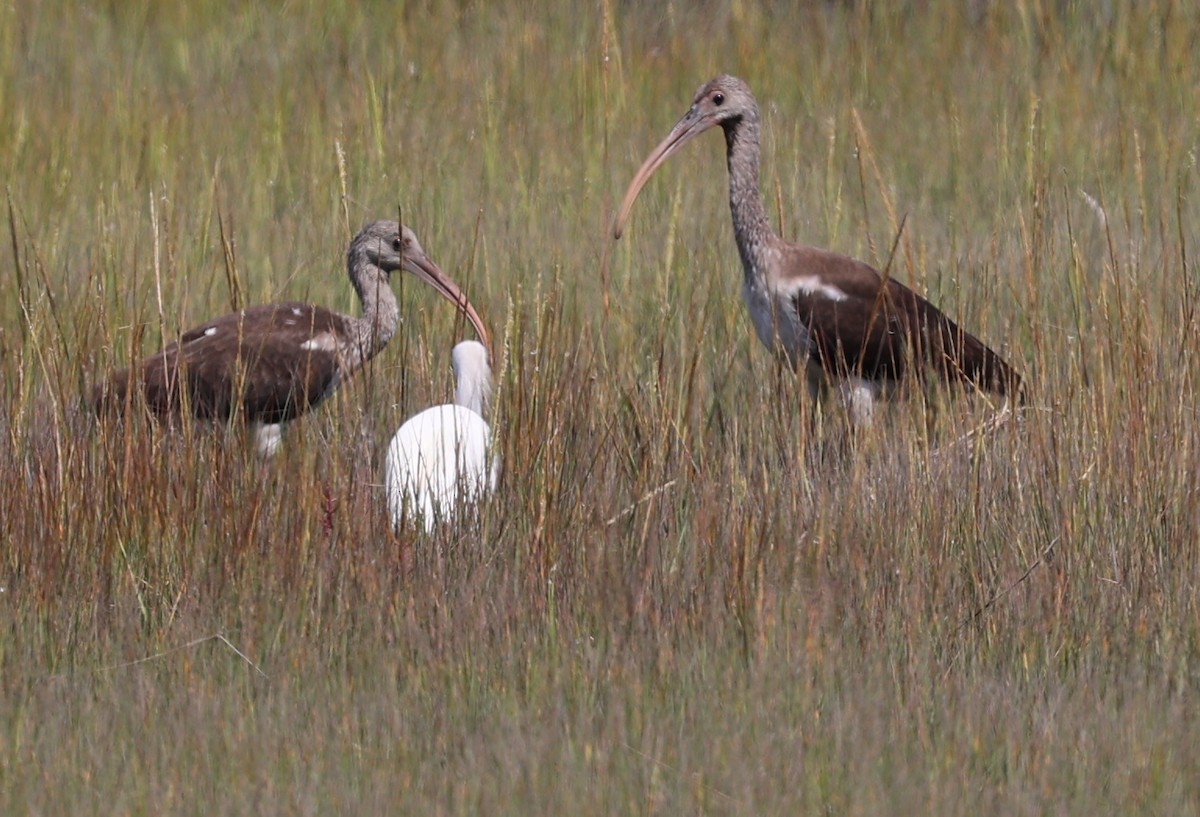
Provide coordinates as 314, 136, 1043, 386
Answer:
356, 222, 491, 351
613, 75, 756, 239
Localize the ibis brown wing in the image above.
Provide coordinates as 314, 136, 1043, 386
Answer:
786, 249, 1022, 397
98, 303, 350, 424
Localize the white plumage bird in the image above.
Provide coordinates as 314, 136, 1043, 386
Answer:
386, 340, 497, 531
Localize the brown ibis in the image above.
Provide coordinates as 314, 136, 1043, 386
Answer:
612, 75, 1022, 426
93, 220, 490, 455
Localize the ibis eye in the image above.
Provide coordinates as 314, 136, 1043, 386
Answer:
391, 238, 403, 251
713, 92, 725, 106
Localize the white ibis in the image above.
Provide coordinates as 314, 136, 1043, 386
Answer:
385, 339, 497, 531
613, 75, 1022, 425
93, 220, 489, 455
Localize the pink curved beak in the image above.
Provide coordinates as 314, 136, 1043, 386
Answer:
612, 106, 719, 240
404, 252, 491, 353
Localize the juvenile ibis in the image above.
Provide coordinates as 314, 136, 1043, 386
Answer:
385, 339, 497, 531
612, 75, 1022, 425
93, 220, 489, 455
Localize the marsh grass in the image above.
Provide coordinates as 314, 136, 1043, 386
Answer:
3, 0, 1200, 813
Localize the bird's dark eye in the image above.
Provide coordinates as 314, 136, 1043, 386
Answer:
713, 92, 725, 106
391, 238, 403, 251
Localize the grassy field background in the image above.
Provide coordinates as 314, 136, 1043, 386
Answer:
3, 0, 1200, 813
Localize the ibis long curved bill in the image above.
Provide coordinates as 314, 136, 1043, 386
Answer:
612, 104, 723, 239
405, 251, 491, 352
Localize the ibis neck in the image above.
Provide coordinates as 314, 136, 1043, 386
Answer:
723, 114, 775, 284
347, 252, 400, 366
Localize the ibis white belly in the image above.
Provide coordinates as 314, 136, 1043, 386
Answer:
742, 276, 829, 398
742, 277, 811, 365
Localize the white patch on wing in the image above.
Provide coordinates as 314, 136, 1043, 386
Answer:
299, 332, 339, 352
203, 327, 218, 337
291, 307, 303, 316
790, 274, 848, 302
